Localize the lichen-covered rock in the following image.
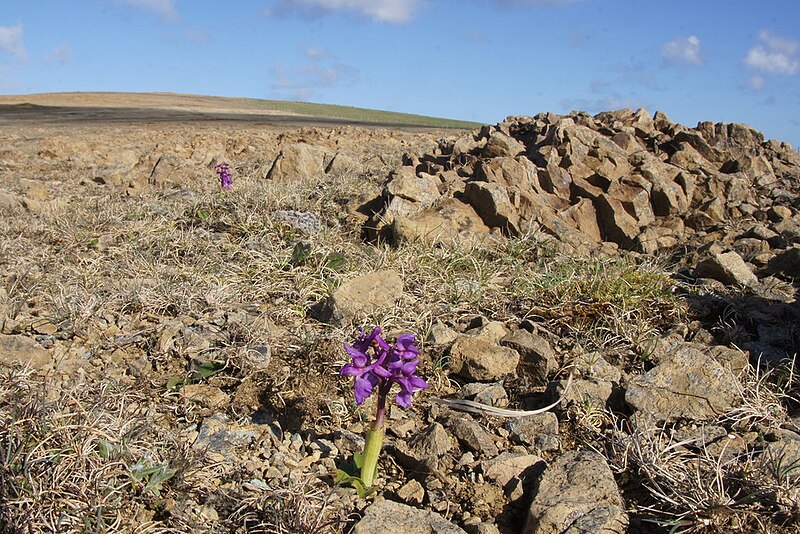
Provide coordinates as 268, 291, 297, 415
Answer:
625, 344, 739, 423
695, 250, 758, 287
448, 335, 520, 382
353, 499, 467, 534
524, 449, 628, 534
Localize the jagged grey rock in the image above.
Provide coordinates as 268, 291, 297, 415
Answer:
353, 499, 467, 534
524, 449, 628, 534
625, 344, 739, 423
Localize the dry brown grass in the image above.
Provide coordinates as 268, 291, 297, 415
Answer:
607, 359, 800, 533
0, 367, 185, 533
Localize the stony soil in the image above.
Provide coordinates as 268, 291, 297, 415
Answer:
0, 94, 798, 534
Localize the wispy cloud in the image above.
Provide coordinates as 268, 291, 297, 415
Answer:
116, 0, 180, 22
744, 29, 799, 76
270, 49, 358, 100
185, 27, 210, 43
45, 42, 74, 64
742, 30, 799, 91
304, 45, 328, 60
746, 75, 765, 91
277, 0, 422, 24
0, 24, 27, 62
491, 0, 585, 7
662, 35, 703, 66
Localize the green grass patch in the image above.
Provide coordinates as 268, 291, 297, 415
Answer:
245, 98, 484, 129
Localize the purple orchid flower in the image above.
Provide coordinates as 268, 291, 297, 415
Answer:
340, 327, 428, 410
214, 162, 233, 190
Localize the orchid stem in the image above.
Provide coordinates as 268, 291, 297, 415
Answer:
360, 422, 385, 487
361, 387, 388, 487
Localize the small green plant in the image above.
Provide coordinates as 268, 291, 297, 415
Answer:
129, 458, 175, 497
166, 360, 225, 390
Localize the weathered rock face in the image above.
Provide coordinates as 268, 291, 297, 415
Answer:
524, 449, 628, 534
362, 109, 800, 264
694, 251, 759, 287
310, 269, 404, 325
625, 343, 739, 424
448, 334, 521, 382
353, 499, 467, 534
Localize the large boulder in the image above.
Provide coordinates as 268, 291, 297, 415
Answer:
353, 499, 467, 534
625, 344, 739, 423
266, 143, 332, 181
524, 450, 628, 534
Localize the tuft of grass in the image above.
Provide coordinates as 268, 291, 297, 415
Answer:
0, 367, 193, 533
607, 356, 800, 533
227, 478, 350, 534
612, 424, 799, 533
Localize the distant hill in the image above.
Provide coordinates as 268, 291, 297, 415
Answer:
0, 92, 483, 129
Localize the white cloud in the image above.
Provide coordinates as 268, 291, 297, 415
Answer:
0, 24, 27, 62
492, 0, 584, 6
117, 0, 180, 21
747, 75, 765, 91
45, 43, 74, 64
279, 0, 422, 24
662, 35, 703, 65
304, 46, 328, 60
743, 29, 799, 75
271, 59, 358, 100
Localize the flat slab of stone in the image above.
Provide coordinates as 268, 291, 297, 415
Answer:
0, 334, 52, 371
524, 449, 628, 534
353, 499, 467, 534
312, 269, 403, 324
625, 344, 739, 423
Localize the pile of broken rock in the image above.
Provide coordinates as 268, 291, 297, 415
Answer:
363, 109, 799, 274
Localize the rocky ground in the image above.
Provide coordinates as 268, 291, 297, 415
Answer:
0, 97, 798, 533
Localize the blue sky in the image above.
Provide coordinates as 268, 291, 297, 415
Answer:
1, 1, 798, 146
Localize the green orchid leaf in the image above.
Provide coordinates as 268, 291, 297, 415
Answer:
194, 360, 224, 379
166, 377, 184, 390
290, 242, 312, 266
324, 252, 346, 271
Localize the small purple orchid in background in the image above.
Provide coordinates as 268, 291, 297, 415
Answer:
339, 326, 428, 489
214, 162, 233, 190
